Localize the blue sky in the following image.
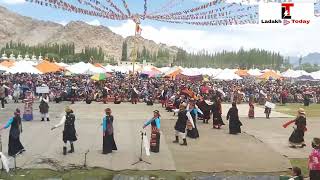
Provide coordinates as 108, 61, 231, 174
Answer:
1, 0, 320, 57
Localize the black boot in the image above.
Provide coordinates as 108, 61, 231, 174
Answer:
206, 119, 209, 124
203, 119, 205, 124
180, 138, 187, 146
47, 118, 50, 121
63, 146, 67, 155
41, 118, 44, 121
68, 143, 74, 153
173, 136, 179, 143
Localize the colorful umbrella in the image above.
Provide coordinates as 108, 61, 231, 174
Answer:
91, 73, 107, 81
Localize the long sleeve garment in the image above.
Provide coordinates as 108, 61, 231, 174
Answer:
2, 118, 14, 129
144, 117, 160, 129
54, 116, 66, 128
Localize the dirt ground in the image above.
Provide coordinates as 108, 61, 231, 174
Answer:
0, 101, 316, 173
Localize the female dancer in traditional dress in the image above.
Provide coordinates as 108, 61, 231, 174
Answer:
0, 109, 25, 156
51, 106, 77, 155
287, 108, 307, 148
39, 93, 49, 121
143, 110, 161, 153
309, 138, 320, 180
187, 99, 202, 139
197, 96, 213, 124
212, 97, 225, 129
248, 101, 255, 119
227, 103, 242, 134
102, 108, 117, 154
23, 90, 34, 121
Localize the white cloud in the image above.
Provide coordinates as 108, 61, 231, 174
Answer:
86, 19, 101, 26
1, 0, 25, 4
109, 19, 320, 56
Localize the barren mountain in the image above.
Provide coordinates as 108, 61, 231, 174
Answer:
0, 6, 179, 61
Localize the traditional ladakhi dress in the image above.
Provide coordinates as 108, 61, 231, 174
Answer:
212, 101, 225, 129
289, 115, 307, 146
309, 148, 320, 180
197, 100, 212, 123
227, 106, 242, 134
39, 96, 49, 121
23, 92, 34, 121
102, 115, 117, 154
144, 117, 161, 153
187, 106, 202, 138
2, 116, 25, 156
248, 102, 255, 119
175, 110, 193, 139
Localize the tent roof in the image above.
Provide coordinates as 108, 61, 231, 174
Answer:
164, 67, 182, 78
259, 71, 282, 80
36, 60, 63, 73
0, 60, 15, 68
235, 69, 249, 77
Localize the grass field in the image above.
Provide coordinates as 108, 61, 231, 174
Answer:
0, 168, 296, 180
275, 103, 320, 117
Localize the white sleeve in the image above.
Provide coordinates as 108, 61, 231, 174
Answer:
173, 109, 179, 113
195, 105, 203, 115
186, 112, 195, 128
44, 97, 49, 103
54, 116, 66, 128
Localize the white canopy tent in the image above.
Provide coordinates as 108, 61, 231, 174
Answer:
213, 69, 242, 80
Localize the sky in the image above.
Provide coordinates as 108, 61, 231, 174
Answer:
0, 0, 319, 57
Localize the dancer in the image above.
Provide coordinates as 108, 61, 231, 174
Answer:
102, 108, 117, 154
287, 108, 307, 148
51, 106, 77, 155
23, 90, 34, 121
0, 109, 25, 156
227, 102, 242, 134
248, 101, 255, 119
187, 99, 202, 139
173, 103, 194, 146
39, 93, 50, 121
212, 97, 225, 129
131, 87, 139, 104
309, 138, 320, 180
143, 110, 161, 153
197, 96, 212, 124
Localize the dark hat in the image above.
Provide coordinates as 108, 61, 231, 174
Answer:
105, 108, 111, 113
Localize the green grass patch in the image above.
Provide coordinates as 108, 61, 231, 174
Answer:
290, 158, 309, 177
275, 103, 320, 117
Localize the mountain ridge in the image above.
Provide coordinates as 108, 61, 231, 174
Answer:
0, 5, 179, 61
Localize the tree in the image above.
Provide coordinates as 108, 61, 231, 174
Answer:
121, 41, 127, 62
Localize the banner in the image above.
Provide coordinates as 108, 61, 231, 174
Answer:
36, 86, 49, 94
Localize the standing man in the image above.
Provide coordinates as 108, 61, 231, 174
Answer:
173, 103, 194, 146
39, 94, 50, 121
0, 83, 5, 109
51, 106, 77, 155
